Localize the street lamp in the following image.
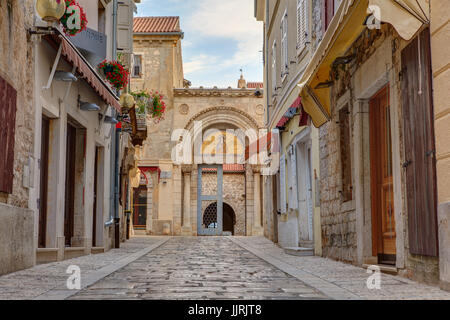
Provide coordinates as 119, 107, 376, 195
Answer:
36, 0, 66, 24
54, 71, 78, 82
78, 95, 101, 111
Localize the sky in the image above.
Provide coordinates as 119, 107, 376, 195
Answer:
136, 0, 264, 88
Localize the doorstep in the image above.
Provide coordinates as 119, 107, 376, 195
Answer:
284, 247, 315, 257
64, 247, 86, 260
91, 247, 105, 255
36, 248, 58, 264
362, 264, 398, 275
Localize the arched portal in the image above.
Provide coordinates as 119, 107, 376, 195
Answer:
202, 202, 236, 235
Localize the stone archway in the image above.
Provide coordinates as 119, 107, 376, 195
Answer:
202, 202, 236, 235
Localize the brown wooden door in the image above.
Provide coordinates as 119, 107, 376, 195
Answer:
370, 85, 396, 264
64, 123, 76, 247
38, 117, 50, 248
133, 186, 147, 227
92, 147, 99, 247
401, 28, 438, 257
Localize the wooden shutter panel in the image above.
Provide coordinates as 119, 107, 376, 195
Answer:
401, 28, 439, 257
297, 0, 308, 52
279, 154, 287, 214
0, 76, 17, 194
117, 0, 135, 54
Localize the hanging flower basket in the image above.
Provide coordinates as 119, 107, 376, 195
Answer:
130, 90, 166, 123
148, 91, 166, 123
59, 0, 88, 36
98, 60, 130, 91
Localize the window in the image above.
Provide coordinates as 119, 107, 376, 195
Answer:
0, 75, 17, 194
133, 54, 142, 78
98, 1, 106, 34
281, 10, 288, 78
297, 0, 309, 53
271, 40, 277, 96
324, 0, 335, 32
339, 104, 353, 202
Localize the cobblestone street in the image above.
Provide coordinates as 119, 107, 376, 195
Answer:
0, 237, 449, 300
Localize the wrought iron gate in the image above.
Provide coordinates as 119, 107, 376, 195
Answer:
197, 165, 223, 236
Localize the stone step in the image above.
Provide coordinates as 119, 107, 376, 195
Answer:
362, 264, 398, 275
284, 247, 314, 257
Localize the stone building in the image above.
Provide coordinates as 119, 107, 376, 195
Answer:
430, 0, 450, 292
254, 0, 323, 256
131, 17, 265, 236
0, 0, 36, 275
256, 0, 449, 289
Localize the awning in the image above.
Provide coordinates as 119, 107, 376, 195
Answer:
297, 0, 368, 128
45, 30, 121, 112
368, 0, 429, 41
297, 0, 429, 128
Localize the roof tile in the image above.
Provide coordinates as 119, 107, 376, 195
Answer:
134, 17, 181, 33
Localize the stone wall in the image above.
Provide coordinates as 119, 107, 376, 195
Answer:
430, 0, 450, 291
0, 0, 35, 208
0, 0, 36, 275
319, 118, 357, 263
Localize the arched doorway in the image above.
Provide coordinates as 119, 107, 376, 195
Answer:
223, 203, 236, 235
203, 202, 236, 235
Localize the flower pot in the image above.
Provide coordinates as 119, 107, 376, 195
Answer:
36, 0, 66, 23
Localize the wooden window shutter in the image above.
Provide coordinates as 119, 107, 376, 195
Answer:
0, 76, 17, 194
279, 154, 287, 214
401, 28, 439, 257
272, 41, 277, 93
325, 0, 335, 31
281, 12, 288, 76
116, 0, 135, 54
297, 0, 308, 52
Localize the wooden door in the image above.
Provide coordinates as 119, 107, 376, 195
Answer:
64, 123, 76, 247
38, 117, 50, 248
133, 186, 147, 227
92, 147, 99, 247
370, 86, 396, 264
272, 174, 279, 243
401, 28, 438, 257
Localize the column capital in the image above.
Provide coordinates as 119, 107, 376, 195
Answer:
251, 165, 262, 174
181, 165, 193, 174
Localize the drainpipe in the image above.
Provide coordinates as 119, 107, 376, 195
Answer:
265, 0, 270, 127
112, 0, 118, 60
114, 121, 120, 248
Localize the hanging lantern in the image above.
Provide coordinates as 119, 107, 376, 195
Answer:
119, 93, 135, 114
36, 0, 66, 23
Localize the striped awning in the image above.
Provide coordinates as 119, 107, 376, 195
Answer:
276, 97, 302, 129
45, 30, 121, 112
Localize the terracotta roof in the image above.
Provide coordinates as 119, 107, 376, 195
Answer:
247, 82, 263, 89
133, 17, 181, 33
202, 164, 245, 173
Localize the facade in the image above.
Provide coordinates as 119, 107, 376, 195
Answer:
0, 0, 139, 275
0, 0, 36, 275
430, 0, 450, 291
256, 0, 449, 289
131, 17, 265, 236
255, 0, 323, 255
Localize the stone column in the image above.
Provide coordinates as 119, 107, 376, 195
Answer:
145, 173, 153, 234
181, 165, 193, 235
252, 166, 263, 236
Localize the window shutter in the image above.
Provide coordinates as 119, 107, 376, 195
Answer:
281, 12, 288, 76
272, 41, 277, 93
288, 146, 298, 210
0, 76, 17, 194
116, 0, 135, 54
133, 54, 141, 77
297, 0, 308, 52
279, 154, 287, 214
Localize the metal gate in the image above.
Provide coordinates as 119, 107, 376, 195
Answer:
197, 165, 223, 236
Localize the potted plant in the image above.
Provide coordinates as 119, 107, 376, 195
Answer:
98, 60, 130, 91
59, 0, 88, 36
